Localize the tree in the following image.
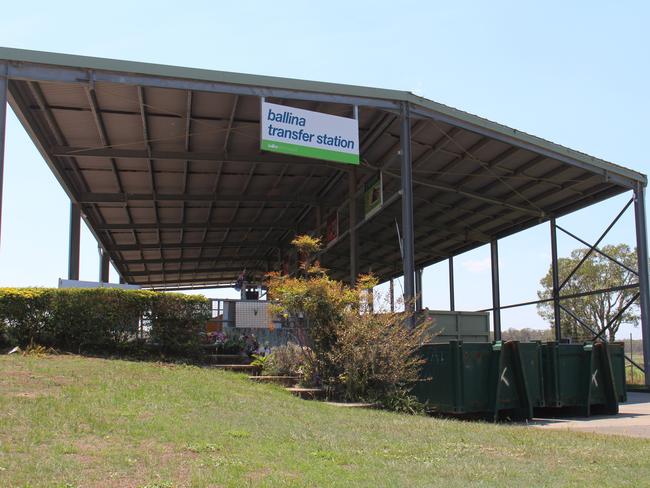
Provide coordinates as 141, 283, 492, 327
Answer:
537, 244, 639, 341
502, 328, 553, 342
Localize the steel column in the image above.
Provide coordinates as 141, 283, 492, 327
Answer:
633, 185, 650, 385
68, 202, 81, 280
400, 102, 416, 326
99, 248, 110, 283
389, 278, 395, 312
415, 268, 423, 311
349, 169, 358, 285
449, 256, 455, 311
550, 218, 562, 341
0, 63, 7, 247
491, 239, 502, 340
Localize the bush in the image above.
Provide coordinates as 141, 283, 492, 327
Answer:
266, 234, 429, 410
148, 293, 210, 358
262, 343, 305, 376
0, 287, 211, 358
327, 311, 429, 405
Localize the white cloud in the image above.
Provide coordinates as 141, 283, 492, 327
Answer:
461, 257, 491, 273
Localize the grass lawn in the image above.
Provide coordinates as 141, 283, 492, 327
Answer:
1, 355, 649, 487
626, 353, 644, 386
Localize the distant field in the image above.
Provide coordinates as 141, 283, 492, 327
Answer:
626, 353, 645, 385
1, 355, 650, 487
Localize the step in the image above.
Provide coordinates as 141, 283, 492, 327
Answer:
205, 353, 249, 365
249, 375, 301, 387
210, 364, 260, 374
286, 387, 326, 400
324, 402, 377, 409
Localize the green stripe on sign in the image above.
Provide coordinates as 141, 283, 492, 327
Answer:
261, 139, 359, 165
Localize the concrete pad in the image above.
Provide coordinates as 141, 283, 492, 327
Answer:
532, 392, 650, 438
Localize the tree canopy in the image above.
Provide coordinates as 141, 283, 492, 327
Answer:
537, 243, 639, 341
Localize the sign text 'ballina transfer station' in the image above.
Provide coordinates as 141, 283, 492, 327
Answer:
260, 100, 360, 164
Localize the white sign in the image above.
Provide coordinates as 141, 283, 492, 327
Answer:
260, 100, 359, 165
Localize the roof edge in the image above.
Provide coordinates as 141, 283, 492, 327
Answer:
0, 46, 645, 186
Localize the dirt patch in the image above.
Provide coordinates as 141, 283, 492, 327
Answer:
8, 391, 54, 399
246, 467, 272, 482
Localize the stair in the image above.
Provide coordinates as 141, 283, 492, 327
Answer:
209, 364, 261, 374
248, 375, 301, 387
205, 353, 249, 365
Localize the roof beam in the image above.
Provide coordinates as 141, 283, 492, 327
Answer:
127, 266, 264, 277
119, 257, 261, 265
106, 241, 279, 251
382, 169, 544, 217
5, 60, 400, 110
137, 86, 162, 273
50, 146, 354, 170
25, 81, 130, 282
84, 82, 147, 277
78, 192, 336, 205
96, 222, 289, 231
30, 103, 259, 125
409, 104, 642, 189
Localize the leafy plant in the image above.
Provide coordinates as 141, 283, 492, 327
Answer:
262, 343, 305, 376
328, 307, 430, 403
266, 234, 429, 409
250, 353, 269, 369
380, 388, 427, 415
218, 335, 245, 355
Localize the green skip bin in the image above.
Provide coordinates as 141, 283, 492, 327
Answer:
413, 340, 626, 421
540, 341, 625, 416
412, 340, 544, 421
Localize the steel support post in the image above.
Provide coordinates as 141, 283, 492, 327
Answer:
400, 102, 416, 326
68, 202, 81, 280
415, 268, 423, 311
633, 185, 650, 385
449, 256, 455, 311
491, 239, 502, 340
349, 169, 358, 285
550, 218, 562, 341
389, 278, 395, 312
0, 64, 7, 248
99, 248, 110, 283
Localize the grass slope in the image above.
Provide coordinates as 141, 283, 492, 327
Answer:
1, 355, 649, 487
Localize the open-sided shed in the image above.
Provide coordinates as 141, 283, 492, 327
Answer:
0, 47, 648, 382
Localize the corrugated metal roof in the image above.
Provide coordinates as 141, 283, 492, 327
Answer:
0, 47, 645, 288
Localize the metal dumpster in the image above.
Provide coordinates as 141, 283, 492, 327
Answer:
419, 310, 490, 343
413, 340, 544, 421
540, 342, 621, 416
609, 342, 627, 403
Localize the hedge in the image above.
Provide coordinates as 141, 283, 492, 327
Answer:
0, 288, 211, 358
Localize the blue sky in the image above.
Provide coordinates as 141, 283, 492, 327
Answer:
0, 1, 648, 337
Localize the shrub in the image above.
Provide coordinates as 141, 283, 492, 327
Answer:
262, 343, 305, 376
327, 310, 430, 404
0, 287, 211, 359
148, 293, 210, 358
266, 234, 428, 410
0, 288, 55, 347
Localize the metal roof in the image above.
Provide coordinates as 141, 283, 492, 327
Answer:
0, 47, 646, 288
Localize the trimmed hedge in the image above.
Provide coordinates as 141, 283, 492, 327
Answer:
0, 288, 211, 358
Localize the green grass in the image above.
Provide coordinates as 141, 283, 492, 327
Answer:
1, 355, 650, 487
626, 353, 644, 385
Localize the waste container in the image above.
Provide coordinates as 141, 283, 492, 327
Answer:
413, 340, 544, 421
540, 342, 620, 416
608, 342, 627, 403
